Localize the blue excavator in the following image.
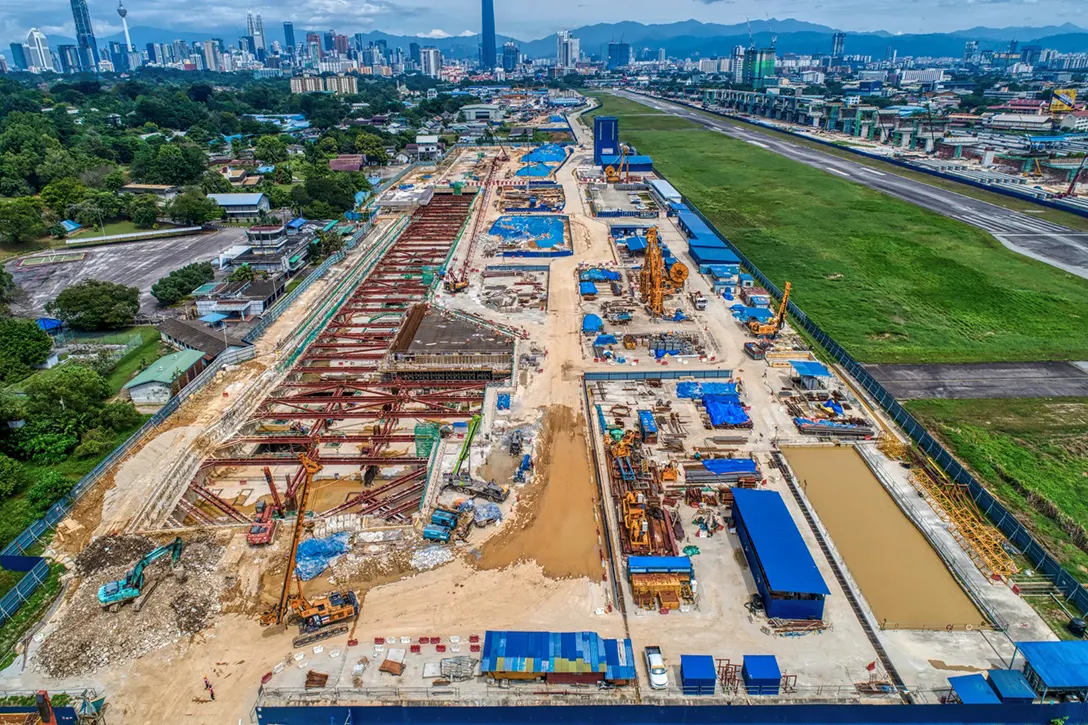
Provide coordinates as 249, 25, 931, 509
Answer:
97, 537, 184, 612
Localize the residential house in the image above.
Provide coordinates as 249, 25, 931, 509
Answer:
329, 155, 365, 172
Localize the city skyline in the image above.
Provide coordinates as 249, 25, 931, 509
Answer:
2, 0, 1086, 51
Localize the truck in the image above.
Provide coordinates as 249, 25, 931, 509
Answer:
423, 524, 452, 543
443, 474, 511, 503
246, 500, 276, 546
689, 291, 707, 311
644, 646, 669, 690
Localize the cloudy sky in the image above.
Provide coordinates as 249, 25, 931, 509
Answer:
3, 0, 1084, 47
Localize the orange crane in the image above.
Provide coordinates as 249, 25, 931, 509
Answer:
639, 227, 689, 318
261, 453, 359, 648
748, 281, 792, 337
604, 145, 631, 183
1061, 154, 1088, 198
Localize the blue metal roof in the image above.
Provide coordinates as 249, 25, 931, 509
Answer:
950, 674, 1001, 704
680, 655, 716, 685
988, 669, 1036, 703
732, 488, 830, 596
600, 154, 653, 167
1019, 641, 1088, 690
286, 218, 307, 229
207, 192, 266, 206
676, 210, 718, 242
742, 655, 781, 682
648, 178, 682, 202
579, 281, 598, 295
628, 556, 693, 575
790, 361, 831, 378
199, 313, 229, 323
480, 631, 635, 681
625, 236, 647, 253
690, 246, 740, 266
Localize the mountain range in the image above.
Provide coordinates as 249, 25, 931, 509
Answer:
27, 19, 1088, 64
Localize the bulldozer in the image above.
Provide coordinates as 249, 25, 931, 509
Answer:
260, 454, 360, 648
748, 281, 792, 338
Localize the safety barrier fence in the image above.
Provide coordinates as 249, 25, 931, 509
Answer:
635, 91, 1088, 221
0, 218, 406, 629
657, 171, 1088, 615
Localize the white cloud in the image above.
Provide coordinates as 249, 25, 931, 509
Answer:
418, 28, 452, 38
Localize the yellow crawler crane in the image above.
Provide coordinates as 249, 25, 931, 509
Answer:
748, 282, 791, 337
639, 228, 688, 319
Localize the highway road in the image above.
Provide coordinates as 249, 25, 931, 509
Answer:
614, 90, 1088, 280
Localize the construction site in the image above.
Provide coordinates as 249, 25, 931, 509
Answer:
3, 98, 1086, 725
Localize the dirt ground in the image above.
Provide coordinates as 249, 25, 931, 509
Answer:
476, 405, 603, 580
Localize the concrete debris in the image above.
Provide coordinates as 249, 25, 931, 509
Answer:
35, 537, 226, 678
410, 546, 453, 571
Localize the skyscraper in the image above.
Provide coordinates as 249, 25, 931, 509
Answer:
607, 41, 630, 70
831, 32, 845, 58
70, 0, 100, 71
57, 45, 79, 73
502, 41, 518, 73
480, 0, 496, 69
963, 40, 978, 63
9, 43, 28, 71
420, 46, 442, 78
283, 22, 296, 53
743, 47, 775, 88
26, 29, 53, 71
409, 42, 421, 67
556, 30, 579, 70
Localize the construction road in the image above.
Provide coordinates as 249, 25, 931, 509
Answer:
613, 90, 1088, 280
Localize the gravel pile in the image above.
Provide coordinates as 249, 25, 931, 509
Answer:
36, 536, 226, 678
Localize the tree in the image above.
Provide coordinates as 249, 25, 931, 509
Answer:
0, 267, 22, 316
128, 194, 160, 229
26, 470, 71, 511
46, 279, 140, 331
200, 171, 233, 194
0, 318, 53, 384
167, 189, 221, 225
102, 169, 126, 192
354, 132, 387, 163
228, 265, 257, 283
254, 135, 288, 163
23, 364, 111, 420
40, 178, 87, 217
309, 230, 345, 261
151, 261, 215, 305
0, 198, 45, 243
0, 454, 31, 498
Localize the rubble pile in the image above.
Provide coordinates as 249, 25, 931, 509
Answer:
35, 537, 226, 678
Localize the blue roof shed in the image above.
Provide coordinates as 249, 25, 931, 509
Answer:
742, 655, 781, 695
732, 488, 829, 621
1016, 641, 1088, 695
987, 669, 1036, 704
627, 556, 693, 576
625, 236, 647, 254
680, 655, 717, 696
790, 361, 831, 378
949, 674, 1001, 704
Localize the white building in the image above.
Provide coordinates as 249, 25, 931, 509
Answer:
420, 47, 442, 78
556, 30, 579, 70
461, 104, 504, 122
26, 28, 53, 71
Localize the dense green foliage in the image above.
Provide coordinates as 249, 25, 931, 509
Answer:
151, 261, 215, 306
46, 279, 140, 330
0, 319, 52, 383
588, 94, 1088, 363
166, 188, 221, 225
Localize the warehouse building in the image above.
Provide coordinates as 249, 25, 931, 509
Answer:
481, 631, 636, 685
207, 192, 271, 220
731, 487, 830, 620
123, 349, 207, 405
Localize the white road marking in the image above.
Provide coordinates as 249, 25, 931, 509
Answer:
826, 167, 850, 177
860, 168, 886, 177
747, 140, 770, 149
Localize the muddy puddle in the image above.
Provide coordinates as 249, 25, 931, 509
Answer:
476, 405, 602, 579
783, 446, 986, 630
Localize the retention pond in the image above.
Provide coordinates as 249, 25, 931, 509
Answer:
783, 446, 986, 630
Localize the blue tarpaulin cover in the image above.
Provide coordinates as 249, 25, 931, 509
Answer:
949, 674, 1001, 704
704, 395, 750, 426
791, 361, 831, 378
580, 269, 621, 282
497, 393, 511, 410
523, 144, 567, 164
794, 417, 862, 431
731, 488, 831, 596
35, 317, 62, 332
677, 382, 739, 399
199, 313, 228, 323
734, 306, 774, 323
60, 219, 82, 233
594, 334, 618, 346
702, 458, 758, 476
516, 163, 554, 177
822, 398, 844, 416
295, 532, 352, 581
579, 282, 598, 296
490, 215, 566, 248
582, 314, 603, 333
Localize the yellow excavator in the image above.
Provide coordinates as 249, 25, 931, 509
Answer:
748, 281, 792, 338
639, 227, 688, 319
260, 453, 359, 648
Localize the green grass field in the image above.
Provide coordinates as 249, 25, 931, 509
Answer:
104, 327, 167, 395
588, 93, 1088, 364
907, 398, 1088, 580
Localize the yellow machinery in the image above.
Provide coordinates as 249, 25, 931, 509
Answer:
748, 281, 792, 337
444, 278, 469, 294
658, 461, 679, 483
261, 453, 360, 647
639, 228, 689, 319
604, 146, 630, 184
610, 430, 637, 459
622, 492, 649, 548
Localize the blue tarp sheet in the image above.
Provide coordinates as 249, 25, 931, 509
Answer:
950, 675, 1001, 705
579, 282, 598, 296
35, 317, 62, 332
704, 395, 750, 427
628, 556, 693, 575
732, 488, 830, 596
199, 313, 228, 323
676, 381, 738, 399
594, 334, 618, 346
295, 532, 352, 581
474, 502, 502, 526
791, 361, 832, 378
702, 458, 758, 475
516, 163, 554, 177
497, 393, 511, 410
794, 417, 863, 431
733, 306, 774, 323
522, 144, 567, 164
822, 398, 844, 416
580, 269, 621, 282
490, 215, 566, 248
60, 219, 81, 233
582, 314, 603, 333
